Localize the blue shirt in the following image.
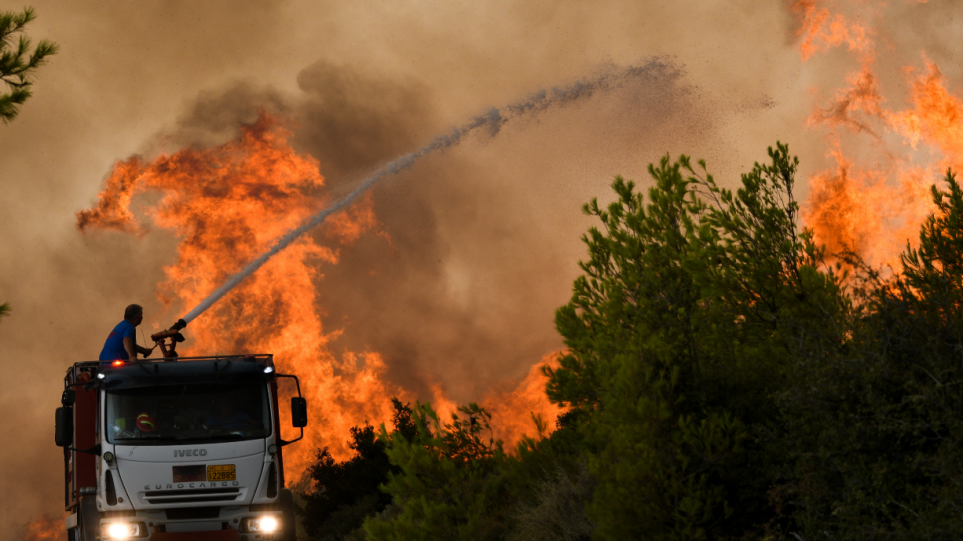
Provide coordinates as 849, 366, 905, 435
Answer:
99, 320, 137, 362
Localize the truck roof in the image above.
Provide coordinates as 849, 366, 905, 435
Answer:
65, 355, 276, 388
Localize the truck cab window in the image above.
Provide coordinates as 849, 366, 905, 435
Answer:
105, 382, 272, 444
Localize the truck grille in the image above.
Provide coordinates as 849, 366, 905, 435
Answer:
143, 487, 240, 505
166, 507, 220, 520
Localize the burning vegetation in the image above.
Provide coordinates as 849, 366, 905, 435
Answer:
797, 0, 963, 269
49, 1, 963, 539
293, 139, 963, 539
75, 112, 560, 478
21, 516, 60, 541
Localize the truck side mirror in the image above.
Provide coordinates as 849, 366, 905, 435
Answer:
291, 397, 307, 428
55, 407, 73, 447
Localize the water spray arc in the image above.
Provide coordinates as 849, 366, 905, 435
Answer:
180, 59, 677, 325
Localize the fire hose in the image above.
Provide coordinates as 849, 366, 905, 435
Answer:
149, 318, 187, 359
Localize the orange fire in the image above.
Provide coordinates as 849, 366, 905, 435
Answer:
418, 357, 559, 445
796, 0, 959, 268
791, 0, 872, 62
22, 516, 61, 541
889, 59, 963, 166
487, 353, 562, 445
77, 112, 558, 478
79, 113, 397, 474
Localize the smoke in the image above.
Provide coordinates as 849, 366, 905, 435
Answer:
137, 58, 709, 403
181, 59, 684, 325
0, 0, 855, 537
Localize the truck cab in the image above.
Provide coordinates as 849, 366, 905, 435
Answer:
55, 355, 306, 541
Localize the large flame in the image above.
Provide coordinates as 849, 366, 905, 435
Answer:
806, 146, 933, 266
797, 0, 958, 268
889, 59, 963, 162
78, 113, 556, 476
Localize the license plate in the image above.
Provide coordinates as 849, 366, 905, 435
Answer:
207, 464, 236, 482
173, 465, 205, 482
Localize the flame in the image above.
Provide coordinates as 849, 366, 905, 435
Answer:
76, 158, 147, 235
808, 63, 884, 135
23, 516, 60, 541
77, 112, 558, 478
805, 146, 932, 268
805, 146, 882, 260
795, 0, 960, 268
486, 353, 563, 445
889, 59, 963, 164
791, 0, 872, 62
78, 113, 405, 474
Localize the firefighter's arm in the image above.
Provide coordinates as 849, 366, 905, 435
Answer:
132, 341, 153, 356
123, 336, 137, 360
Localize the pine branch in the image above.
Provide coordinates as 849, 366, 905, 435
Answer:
0, 6, 57, 123
0, 7, 36, 49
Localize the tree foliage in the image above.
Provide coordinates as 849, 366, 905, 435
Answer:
544, 143, 847, 540
0, 6, 57, 123
300, 399, 419, 540
769, 171, 963, 540
303, 397, 592, 540
364, 402, 510, 541
300, 145, 963, 540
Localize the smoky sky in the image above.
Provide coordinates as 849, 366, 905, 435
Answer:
151, 57, 706, 401
3, 0, 958, 537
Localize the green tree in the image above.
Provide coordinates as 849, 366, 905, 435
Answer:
1, 6, 57, 123
364, 403, 509, 541
545, 144, 847, 540
770, 171, 963, 540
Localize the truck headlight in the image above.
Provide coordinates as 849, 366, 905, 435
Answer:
239, 515, 280, 533
101, 522, 146, 539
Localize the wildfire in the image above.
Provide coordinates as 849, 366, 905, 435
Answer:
796, 0, 959, 268
22, 516, 61, 541
487, 353, 562, 445
78, 113, 404, 474
77, 112, 558, 477
889, 59, 963, 163
791, 0, 872, 62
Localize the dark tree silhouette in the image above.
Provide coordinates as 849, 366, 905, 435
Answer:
299, 398, 419, 539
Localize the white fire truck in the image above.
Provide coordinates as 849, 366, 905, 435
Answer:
55, 350, 307, 541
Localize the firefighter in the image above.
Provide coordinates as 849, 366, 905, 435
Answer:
99, 304, 153, 363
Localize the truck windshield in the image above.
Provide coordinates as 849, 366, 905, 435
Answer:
105, 382, 272, 444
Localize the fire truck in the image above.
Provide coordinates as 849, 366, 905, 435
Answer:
55, 327, 307, 541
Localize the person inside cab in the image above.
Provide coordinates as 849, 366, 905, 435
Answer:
99, 304, 153, 364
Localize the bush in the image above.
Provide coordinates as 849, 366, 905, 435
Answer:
299, 399, 418, 540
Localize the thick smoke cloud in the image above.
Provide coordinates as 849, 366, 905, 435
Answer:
163, 60, 702, 401
293, 61, 705, 400
0, 0, 873, 537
